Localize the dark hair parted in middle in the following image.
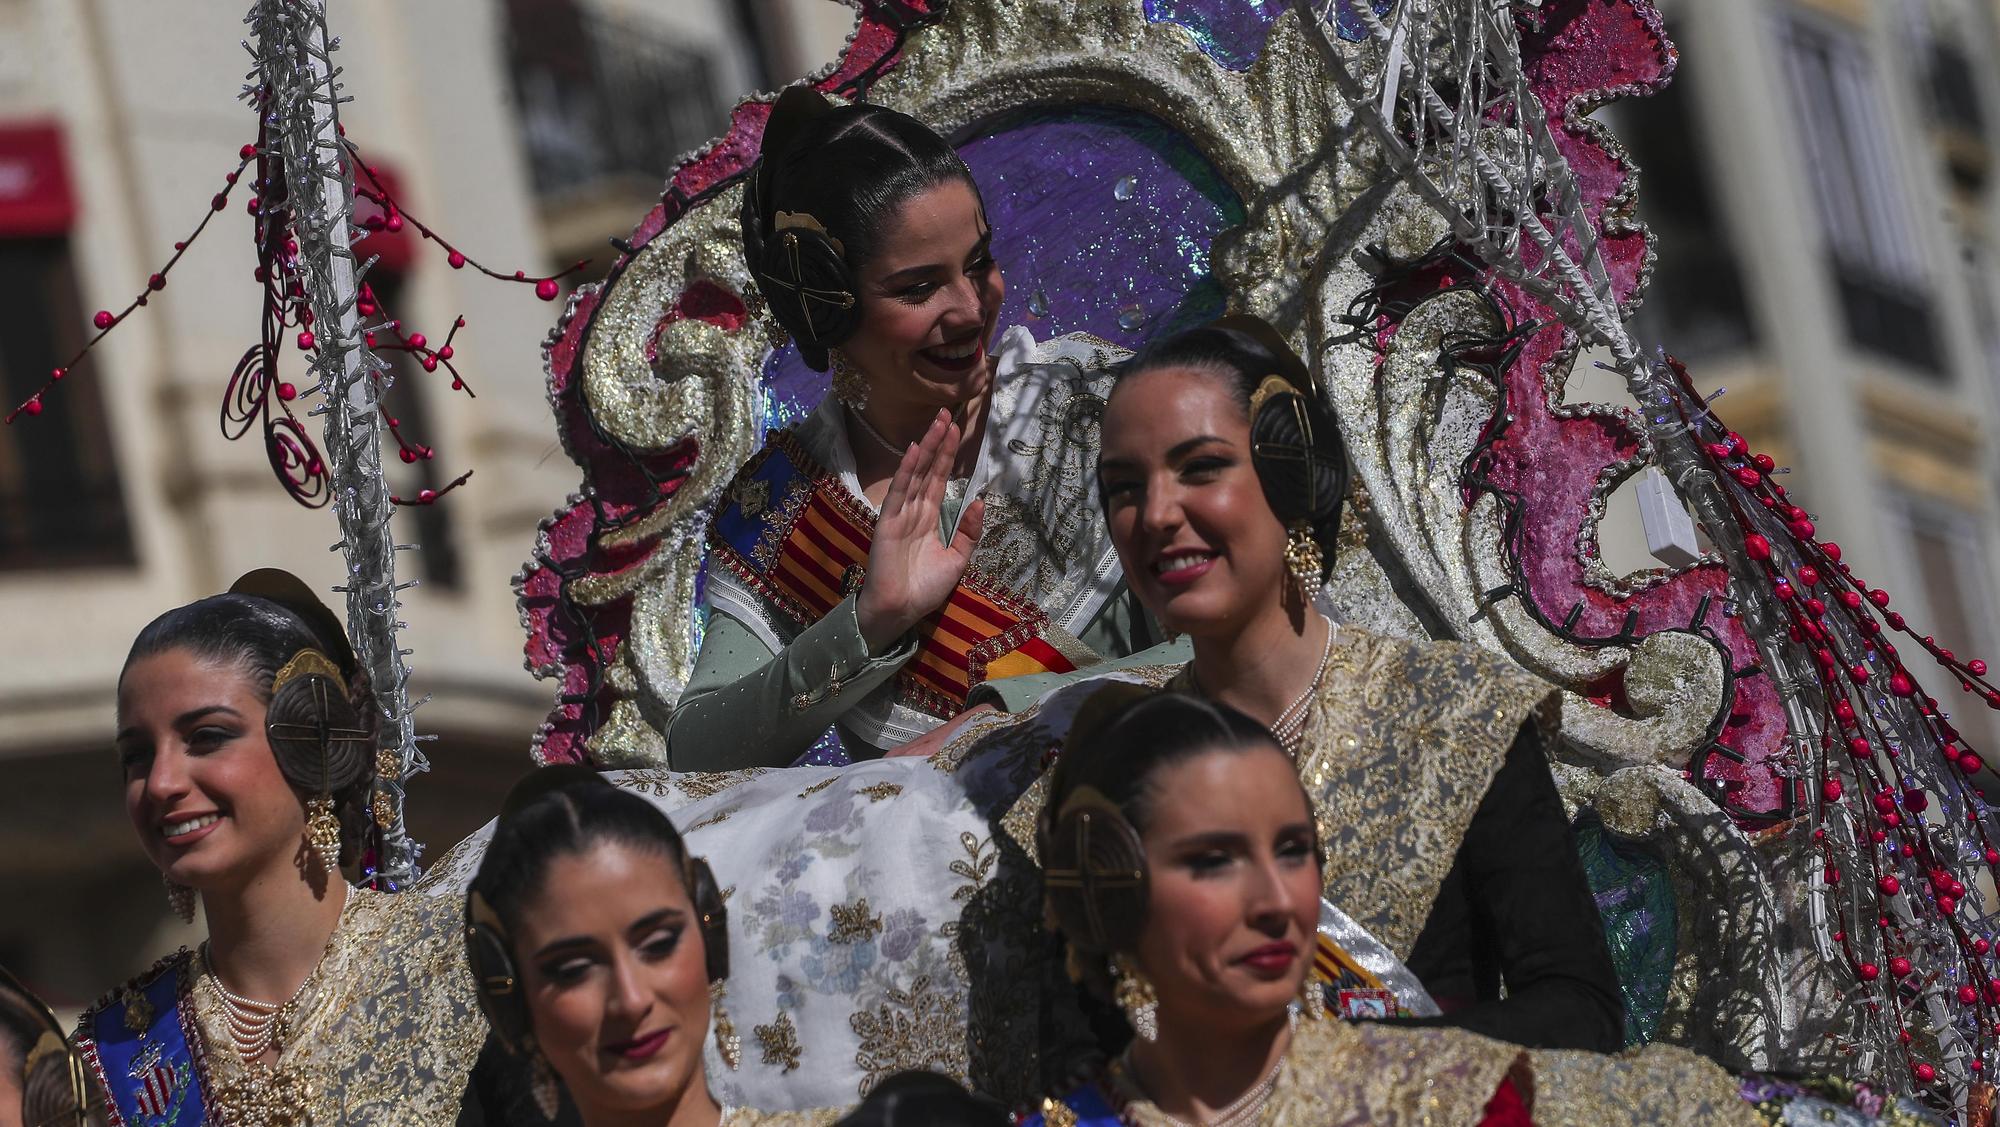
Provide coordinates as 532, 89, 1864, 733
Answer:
739, 85, 981, 370
1038, 687, 1313, 999
470, 766, 703, 941
1111, 317, 1350, 583
464, 766, 729, 1059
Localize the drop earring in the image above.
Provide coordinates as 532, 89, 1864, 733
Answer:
1283, 521, 1323, 597
1298, 973, 1328, 1021
163, 874, 195, 924
710, 980, 742, 1069
830, 348, 869, 409
304, 794, 341, 877
530, 1052, 560, 1119
1111, 952, 1159, 1042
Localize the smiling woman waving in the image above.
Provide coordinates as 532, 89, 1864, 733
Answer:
667, 86, 1183, 770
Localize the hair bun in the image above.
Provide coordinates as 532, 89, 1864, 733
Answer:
1040, 787, 1149, 954
755, 227, 861, 352
266, 670, 372, 794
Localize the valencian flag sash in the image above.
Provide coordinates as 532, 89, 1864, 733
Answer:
711, 431, 1077, 718
75, 953, 210, 1127
1313, 931, 1410, 1019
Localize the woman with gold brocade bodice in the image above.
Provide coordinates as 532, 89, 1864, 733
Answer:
991, 316, 1625, 1051
1022, 689, 1541, 1126
1020, 689, 1767, 1127
668, 85, 1181, 769
73, 571, 485, 1127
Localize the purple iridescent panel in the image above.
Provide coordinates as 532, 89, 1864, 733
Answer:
1145, 0, 1392, 70
760, 103, 1244, 766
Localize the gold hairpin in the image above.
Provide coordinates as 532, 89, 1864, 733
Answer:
773, 210, 846, 256
1248, 373, 1297, 419
271, 648, 343, 695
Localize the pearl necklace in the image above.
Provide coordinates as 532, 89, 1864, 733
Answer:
202, 950, 315, 1064
1269, 617, 1334, 755
848, 406, 915, 458
1189, 615, 1334, 758
199, 888, 347, 1065
1118, 1013, 1293, 1126
847, 405, 973, 511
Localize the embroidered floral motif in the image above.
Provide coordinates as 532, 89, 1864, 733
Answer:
848, 975, 968, 1096
754, 1010, 802, 1073
949, 834, 997, 902
689, 806, 738, 831
856, 782, 903, 802
675, 769, 768, 802
828, 899, 885, 945
798, 776, 840, 798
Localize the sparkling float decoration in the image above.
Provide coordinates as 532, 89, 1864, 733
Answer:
1305, 0, 2000, 1104
8, 0, 581, 886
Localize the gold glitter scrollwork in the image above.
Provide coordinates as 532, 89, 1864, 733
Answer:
565, 187, 766, 766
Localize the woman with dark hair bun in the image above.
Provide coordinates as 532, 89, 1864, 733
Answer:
1024, 688, 1539, 1125
1021, 688, 1756, 1127
72, 570, 485, 1126
671, 85, 1183, 769
461, 767, 835, 1127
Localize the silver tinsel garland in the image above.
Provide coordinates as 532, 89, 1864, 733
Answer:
247, 0, 426, 888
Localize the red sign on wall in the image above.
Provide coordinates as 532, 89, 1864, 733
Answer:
0, 122, 76, 238
352, 161, 416, 274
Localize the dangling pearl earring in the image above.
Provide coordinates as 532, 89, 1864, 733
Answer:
1283, 520, 1323, 598
163, 874, 196, 924
1111, 952, 1159, 1042
830, 348, 869, 409
1298, 972, 1328, 1021
710, 980, 742, 1069
529, 1052, 560, 1120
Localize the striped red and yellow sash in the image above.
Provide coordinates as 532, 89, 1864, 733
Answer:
710, 432, 1078, 718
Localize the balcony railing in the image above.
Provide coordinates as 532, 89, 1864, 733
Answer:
507, 1, 723, 200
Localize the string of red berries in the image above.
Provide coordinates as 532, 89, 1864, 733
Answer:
6, 117, 589, 512
1667, 355, 2000, 1093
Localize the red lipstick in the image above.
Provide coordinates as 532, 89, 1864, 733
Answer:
1238, 941, 1299, 974
604, 1028, 671, 1062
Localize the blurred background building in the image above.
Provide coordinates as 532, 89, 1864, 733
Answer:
0, 0, 849, 1017
3, 0, 1999, 1023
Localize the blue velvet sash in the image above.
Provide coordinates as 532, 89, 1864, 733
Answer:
77, 953, 209, 1127
1019, 1081, 1124, 1126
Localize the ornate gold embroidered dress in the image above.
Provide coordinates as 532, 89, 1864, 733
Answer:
75, 885, 486, 1127
1025, 1018, 1769, 1126
1024, 1015, 1531, 1127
